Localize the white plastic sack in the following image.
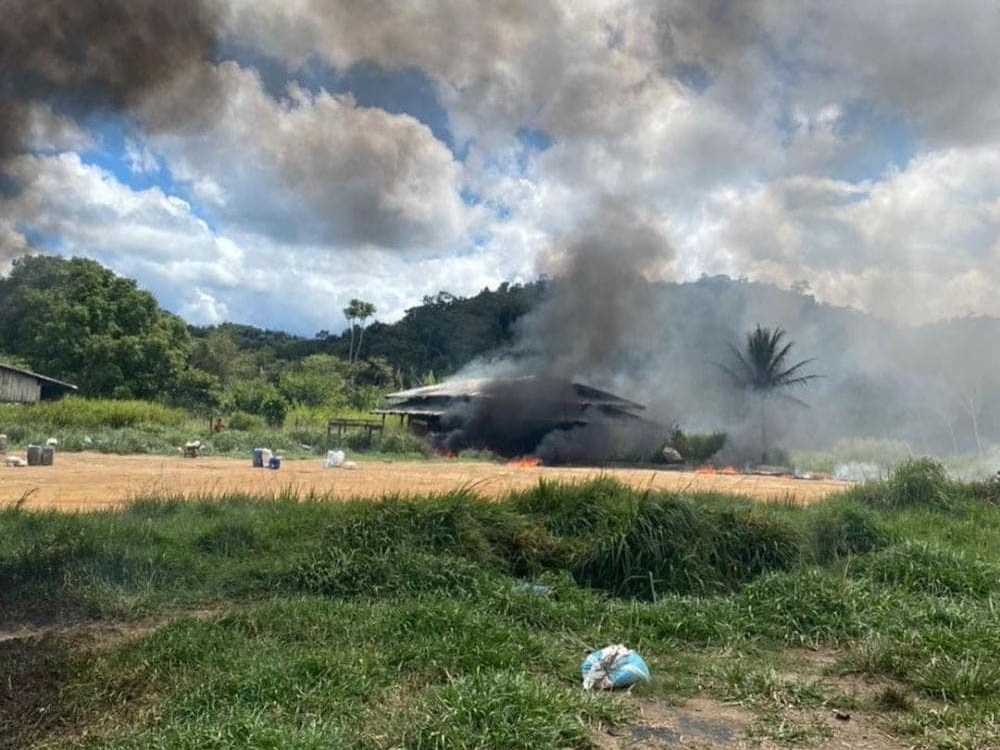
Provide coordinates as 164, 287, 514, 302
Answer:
581, 644, 650, 690
323, 449, 346, 468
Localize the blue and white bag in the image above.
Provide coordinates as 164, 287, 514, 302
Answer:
581, 644, 650, 690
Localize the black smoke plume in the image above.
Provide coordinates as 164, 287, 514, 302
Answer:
426, 201, 678, 465
516, 198, 676, 382
423, 375, 665, 464
0, 0, 218, 168
423, 200, 677, 464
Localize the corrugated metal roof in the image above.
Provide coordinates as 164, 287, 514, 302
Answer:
379, 374, 645, 414
0, 363, 78, 390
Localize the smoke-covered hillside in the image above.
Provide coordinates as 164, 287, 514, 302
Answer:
454, 273, 1000, 459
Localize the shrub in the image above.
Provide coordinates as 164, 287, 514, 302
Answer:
962, 472, 1000, 505
666, 429, 727, 463
708, 506, 804, 589
884, 457, 952, 508
342, 430, 374, 451
573, 495, 803, 599
225, 411, 264, 431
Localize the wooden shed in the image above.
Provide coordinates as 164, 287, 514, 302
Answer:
0, 363, 78, 403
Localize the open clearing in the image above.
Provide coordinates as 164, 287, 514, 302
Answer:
1, 451, 850, 511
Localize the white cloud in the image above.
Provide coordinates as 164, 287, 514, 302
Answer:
703, 145, 1000, 322
151, 62, 472, 250
3, 0, 999, 333
0, 151, 529, 333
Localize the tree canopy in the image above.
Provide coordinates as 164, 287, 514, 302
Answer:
0, 255, 194, 399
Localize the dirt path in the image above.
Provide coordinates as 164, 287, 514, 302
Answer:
0, 452, 851, 511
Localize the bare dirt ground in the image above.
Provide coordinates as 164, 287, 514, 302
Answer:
1, 452, 850, 511
592, 695, 908, 750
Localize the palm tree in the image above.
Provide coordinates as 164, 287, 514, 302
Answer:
342, 298, 377, 364
717, 325, 819, 464
354, 300, 376, 360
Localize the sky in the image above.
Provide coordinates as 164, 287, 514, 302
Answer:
2, 0, 999, 336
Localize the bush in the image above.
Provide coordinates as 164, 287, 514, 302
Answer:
885, 457, 952, 508
573, 494, 803, 599
962, 473, 1000, 505
665, 429, 727, 463
378, 429, 433, 455
226, 411, 264, 431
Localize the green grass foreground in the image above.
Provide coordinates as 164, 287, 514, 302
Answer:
1, 466, 998, 749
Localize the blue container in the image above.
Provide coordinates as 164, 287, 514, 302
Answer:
268, 456, 281, 470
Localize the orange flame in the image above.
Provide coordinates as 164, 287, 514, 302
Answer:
507, 456, 542, 468
696, 465, 740, 475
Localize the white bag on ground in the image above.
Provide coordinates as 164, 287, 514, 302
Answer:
581, 644, 650, 690
323, 449, 346, 468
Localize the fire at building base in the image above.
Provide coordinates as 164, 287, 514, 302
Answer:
375, 375, 668, 465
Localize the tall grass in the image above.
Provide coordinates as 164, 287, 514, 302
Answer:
0, 397, 187, 430
0, 396, 429, 458
1, 477, 997, 750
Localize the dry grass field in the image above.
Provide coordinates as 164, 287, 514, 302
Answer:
1, 452, 850, 511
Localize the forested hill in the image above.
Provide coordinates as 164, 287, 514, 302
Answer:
188, 282, 545, 380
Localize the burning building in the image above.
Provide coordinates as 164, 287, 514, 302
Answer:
376, 375, 665, 463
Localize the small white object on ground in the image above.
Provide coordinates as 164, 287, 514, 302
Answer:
323, 449, 347, 468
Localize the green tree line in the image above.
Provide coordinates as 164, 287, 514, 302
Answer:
0, 256, 540, 425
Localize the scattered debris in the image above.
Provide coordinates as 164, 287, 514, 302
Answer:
582, 644, 650, 690
4, 455, 26, 467
750, 464, 794, 476
321, 450, 362, 470
512, 582, 554, 597
183, 440, 202, 458
661, 446, 683, 464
